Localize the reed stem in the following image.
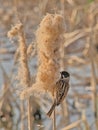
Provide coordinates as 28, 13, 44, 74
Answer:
53, 108, 56, 130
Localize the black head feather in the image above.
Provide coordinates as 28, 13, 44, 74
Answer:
60, 71, 70, 78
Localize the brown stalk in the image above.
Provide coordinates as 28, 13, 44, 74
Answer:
81, 110, 90, 130
60, 0, 69, 124
88, 10, 98, 129
53, 104, 56, 130
21, 101, 25, 130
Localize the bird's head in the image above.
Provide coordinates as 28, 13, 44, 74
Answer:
60, 71, 70, 79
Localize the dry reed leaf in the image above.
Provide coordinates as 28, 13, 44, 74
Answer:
68, 56, 85, 64
64, 23, 98, 47
70, 9, 78, 26
81, 110, 90, 130
14, 48, 20, 63
27, 44, 34, 58
66, 0, 75, 6
27, 43, 36, 58
0, 48, 8, 54
61, 119, 83, 130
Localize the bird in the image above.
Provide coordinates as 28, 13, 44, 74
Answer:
47, 71, 70, 117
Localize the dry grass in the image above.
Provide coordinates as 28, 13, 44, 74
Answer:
0, 0, 98, 130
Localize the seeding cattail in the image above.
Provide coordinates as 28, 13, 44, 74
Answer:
8, 23, 30, 87
20, 14, 65, 99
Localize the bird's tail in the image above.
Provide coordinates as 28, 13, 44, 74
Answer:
47, 102, 56, 117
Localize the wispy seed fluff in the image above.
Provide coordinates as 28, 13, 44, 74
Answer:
36, 14, 64, 93
8, 23, 30, 88
20, 14, 65, 99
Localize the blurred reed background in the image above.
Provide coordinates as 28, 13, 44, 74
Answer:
0, 0, 98, 130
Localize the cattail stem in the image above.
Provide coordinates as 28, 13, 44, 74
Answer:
60, 0, 69, 124
53, 92, 56, 130
27, 98, 32, 130
53, 107, 56, 130
21, 101, 25, 130
88, 10, 98, 130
